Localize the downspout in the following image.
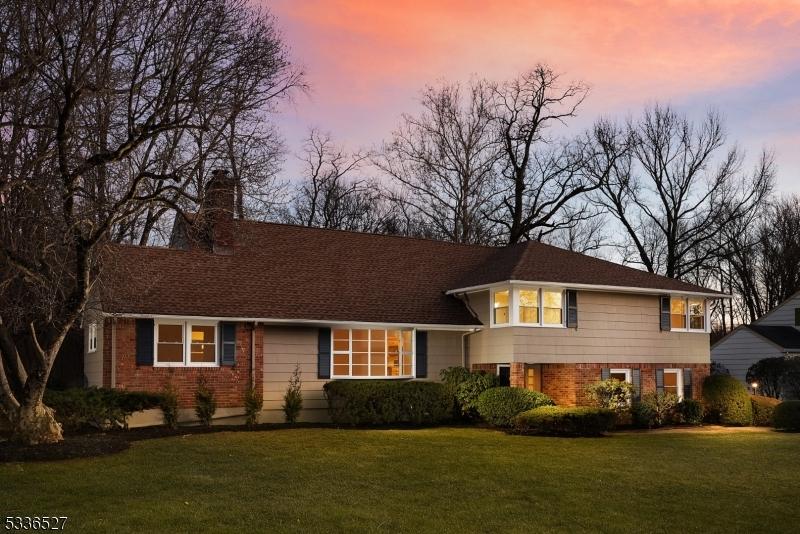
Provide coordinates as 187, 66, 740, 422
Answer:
250, 322, 257, 389
456, 292, 482, 369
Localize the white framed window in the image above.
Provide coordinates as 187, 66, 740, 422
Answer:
491, 285, 565, 328
155, 320, 218, 367
663, 368, 683, 400
609, 368, 631, 383
88, 323, 98, 353
670, 297, 708, 333
331, 328, 414, 378
492, 289, 510, 326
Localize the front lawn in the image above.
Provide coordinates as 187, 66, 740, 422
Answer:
2, 427, 798, 532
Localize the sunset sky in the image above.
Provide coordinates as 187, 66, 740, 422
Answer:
268, 0, 800, 193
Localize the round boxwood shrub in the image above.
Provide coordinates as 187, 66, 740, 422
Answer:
702, 374, 753, 426
323, 380, 452, 426
512, 406, 615, 436
440, 367, 500, 419
750, 395, 781, 427
475, 387, 554, 427
773, 400, 800, 431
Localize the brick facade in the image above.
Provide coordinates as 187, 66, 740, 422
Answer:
472, 362, 710, 406
103, 318, 262, 408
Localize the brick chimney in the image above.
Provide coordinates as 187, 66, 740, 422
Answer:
201, 169, 236, 254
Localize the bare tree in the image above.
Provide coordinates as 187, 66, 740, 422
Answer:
375, 80, 500, 244
592, 105, 774, 279
0, 0, 302, 444
489, 65, 600, 244
285, 129, 391, 232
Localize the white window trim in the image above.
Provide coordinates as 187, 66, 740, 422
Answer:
154, 319, 220, 368
670, 297, 710, 334
330, 328, 416, 379
491, 285, 566, 329
609, 368, 632, 383
663, 368, 684, 401
88, 323, 97, 353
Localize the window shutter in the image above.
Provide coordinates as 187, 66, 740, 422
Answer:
683, 368, 693, 400
318, 328, 331, 379
415, 331, 428, 378
631, 368, 641, 401
566, 290, 578, 328
135, 319, 154, 366
660, 296, 671, 331
600, 368, 610, 380
220, 322, 237, 366
656, 368, 665, 394
795, 308, 800, 327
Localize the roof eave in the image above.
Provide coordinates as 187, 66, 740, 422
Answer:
446, 279, 730, 299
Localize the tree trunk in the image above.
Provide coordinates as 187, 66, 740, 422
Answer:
10, 401, 63, 445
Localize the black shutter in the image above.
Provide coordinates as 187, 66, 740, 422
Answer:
683, 368, 693, 400
660, 296, 671, 331
220, 322, 236, 366
318, 328, 331, 379
566, 290, 578, 328
415, 330, 428, 378
601, 368, 610, 380
631, 368, 641, 401
795, 308, 800, 327
656, 368, 665, 394
135, 319, 154, 366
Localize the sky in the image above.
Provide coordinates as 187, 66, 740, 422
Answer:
267, 0, 800, 194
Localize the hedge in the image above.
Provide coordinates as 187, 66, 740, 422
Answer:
323, 380, 452, 426
773, 400, 800, 431
475, 387, 554, 427
702, 374, 753, 426
512, 406, 615, 436
751, 395, 781, 427
44, 388, 163, 432
439, 367, 500, 419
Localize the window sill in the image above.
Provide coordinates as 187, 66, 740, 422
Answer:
491, 323, 566, 329
154, 363, 220, 368
670, 329, 708, 334
330, 375, 415, 380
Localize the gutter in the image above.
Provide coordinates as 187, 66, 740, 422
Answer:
445, 280, 731, 299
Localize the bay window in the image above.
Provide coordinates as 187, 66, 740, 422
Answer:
518, 289, 539, 324
331, 328, 414, 378
493, 290, 510, 325
491, 285, 566, 328
155, 321, 218, 367
542, 289, 563, 325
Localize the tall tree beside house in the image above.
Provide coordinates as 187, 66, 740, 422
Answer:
375, 79, 501, 245
590, 105, 774, 280
0, 0, 302, 444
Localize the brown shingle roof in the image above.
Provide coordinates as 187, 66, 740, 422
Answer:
101, 221, 721, 325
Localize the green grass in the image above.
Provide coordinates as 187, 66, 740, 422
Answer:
2, 427, 799, 533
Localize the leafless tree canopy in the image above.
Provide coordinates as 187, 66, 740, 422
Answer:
591, 105, 774, 279
0, 0, 302, 443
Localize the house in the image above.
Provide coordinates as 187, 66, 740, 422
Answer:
83, 170, 724, 424
712, 291, 800, 386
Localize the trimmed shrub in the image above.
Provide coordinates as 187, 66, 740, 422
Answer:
632, 392, 680, 428
44, 387, 162, 432
751, 395, 780, 427
677, 399, 704, 426
585, 379, 635, 414
282, 363, 303, 424
323, 380, 452, 426
244, 387, 263, 428
702, 374, 753, 426
773, 400, 800, 431
440, 367, 500, 419
195, 377, 217, 427
512, 406, 615, 436
475, 387, 554, 427
161, 383, 179, 429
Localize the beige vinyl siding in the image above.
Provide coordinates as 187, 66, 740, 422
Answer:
464, 290, 514, 364
513, 291, 709, 363
711, 328, 785, 384
757, 292, 800, 326
425, 330, 464, 379
262, 326, 328, 423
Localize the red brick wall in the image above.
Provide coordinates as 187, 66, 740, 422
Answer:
472, 361, 710, 406
104, 318, 263, 408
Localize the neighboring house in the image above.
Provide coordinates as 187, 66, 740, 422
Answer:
712, 291, 800, 386
83, 170, 724, 424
